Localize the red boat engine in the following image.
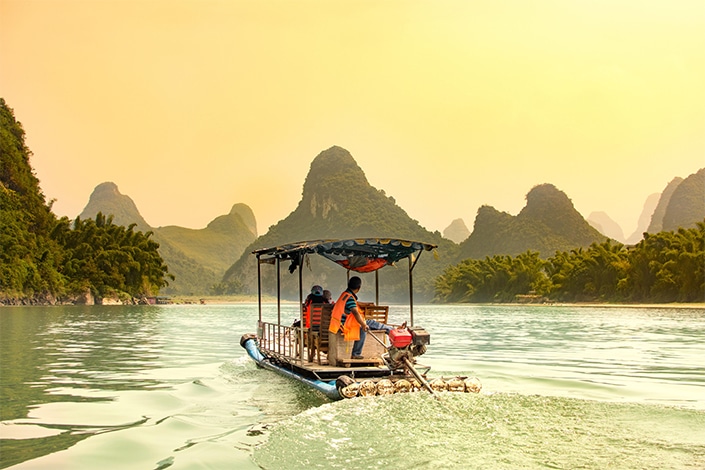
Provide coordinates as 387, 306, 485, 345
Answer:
386, 327, 430, 370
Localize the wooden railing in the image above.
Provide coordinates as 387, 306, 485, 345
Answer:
257, 302, 392, 365
258, 321, 306, 362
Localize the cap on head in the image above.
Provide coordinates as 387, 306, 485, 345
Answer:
311, 285, 323, 296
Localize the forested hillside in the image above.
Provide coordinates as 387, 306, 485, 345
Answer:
661, 168, 705, 232
221, 146, 457, 302
154, 204, 257, 295
435, 222, 705, 303
79, 182, 151, 231
3, 97, 701, 305
458, 184, 607, 260
647, 177, 683, 234
0, 99, 171, 304
78, 182, 257, 295
1, 99, 63, 302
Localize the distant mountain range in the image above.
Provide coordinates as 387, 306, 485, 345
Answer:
442, 218, 470, 244
660, 168, 705, 232
78, 151, 703, 298
594, 168, 703, 243
79, 182, 151, 231
6, 84, 700, 302
626, 192, 660, 245
587, 211, 625, 243
221, 146, 455, 302
220, 147, 629, 300
457, 184, 607, 260
450, 168, 703, 246
79, 182, 257, 295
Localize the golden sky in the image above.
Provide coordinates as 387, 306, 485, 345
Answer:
1, 0, 703, 238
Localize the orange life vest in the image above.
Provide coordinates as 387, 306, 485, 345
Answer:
302, 299, 313, 328
329, 291, 363, 341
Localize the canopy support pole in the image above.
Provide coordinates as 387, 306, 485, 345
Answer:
299, 254, 304, 315
375, 270, 380, 305
410, 249, 423, 271
298, 254, 304, 365
257, 254, 262, 322
276, 258, 281, 326
408, 250, 423, 326
408, 256, 414, 326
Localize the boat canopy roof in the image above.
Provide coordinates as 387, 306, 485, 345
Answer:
253, 238, 437, 273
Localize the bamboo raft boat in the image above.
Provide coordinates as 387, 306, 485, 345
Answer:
240, 238, 481, 399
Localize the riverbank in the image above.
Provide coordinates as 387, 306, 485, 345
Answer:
170, 294, 269, 304
3, 294, 702, 309
491, 302, 705, 310
0, 293, 273, 307
184, 298, 705, 310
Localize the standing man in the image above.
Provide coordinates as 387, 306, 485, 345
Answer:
329, 276, 369, 359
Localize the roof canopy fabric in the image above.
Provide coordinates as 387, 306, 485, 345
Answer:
253, 238, 437, 273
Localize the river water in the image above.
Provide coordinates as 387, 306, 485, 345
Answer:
1, 303, 703, 469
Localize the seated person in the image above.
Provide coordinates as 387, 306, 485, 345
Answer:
329, 276, 400, 359
302, 285, 325, 328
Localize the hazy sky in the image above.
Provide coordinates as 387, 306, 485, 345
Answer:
1, 1, 703, 237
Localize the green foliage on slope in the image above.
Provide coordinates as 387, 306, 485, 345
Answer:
1, 98, 64, 300
1, 99, 171, 303
459, 184, 607, 260
52, 213, 172, 299
222, 146, 457, 302
661, 168, 705, 232
435, 222, 705, 303
153, 206, 256, 295
78, 182, 151, 231
156, 205, 256, 273
646, 177, 683, 234
0, 176, 65, 301
78, 181, 258, 295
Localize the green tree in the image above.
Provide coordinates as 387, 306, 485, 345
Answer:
2, 98, 174, 303
546, 241, 629, 302
435, 225, 703, 304
0, 98, 64, 301
434, 251, 547, 303
624, 222, 705, 302
56, 213, 173, 299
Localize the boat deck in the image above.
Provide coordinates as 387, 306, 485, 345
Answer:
257, 319, 406, 380
263, 348, 399, 381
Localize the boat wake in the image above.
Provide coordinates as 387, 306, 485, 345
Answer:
252, 392, 705, 470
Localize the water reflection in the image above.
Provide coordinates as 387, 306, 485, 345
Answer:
409, 304, 705, 407
2, 307, 166, 419
1, 303, 703, 469
35, 306, 165, 393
